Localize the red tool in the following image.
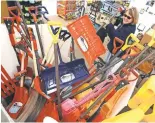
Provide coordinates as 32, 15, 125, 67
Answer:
28, 6, 45, 58
6, 51, 29, 119
29, 27, 52, 101
8, 6, 30, 41
1, 66, 16, 99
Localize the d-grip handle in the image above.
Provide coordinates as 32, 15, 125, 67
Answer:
121, 33, 141, 51
28, 6, 38, 22
112, 37, 124, 54
47, 21, 62, 44
37, 6, 49, 21
55, 27, 71, 41
8, 6, 20, 17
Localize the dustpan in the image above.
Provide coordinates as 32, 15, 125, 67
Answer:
40, 38, 89, 95
67, 15, 106, 67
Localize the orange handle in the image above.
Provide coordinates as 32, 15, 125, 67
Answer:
28, 27, 38, 51
112, 37, 124, 54
8, 6, 22, 22
28, 6, 38, 22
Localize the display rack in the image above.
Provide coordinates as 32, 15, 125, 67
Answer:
57, 1, 76, 20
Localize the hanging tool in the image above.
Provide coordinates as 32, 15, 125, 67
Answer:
28, 6, 45, 58
8, 6, 30, 44
6, 51, 29, 119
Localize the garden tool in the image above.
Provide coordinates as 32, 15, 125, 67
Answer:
128, 75, 155, 109
8, 6, 31, 46
67, 15, 106, 67
102, 95, 155, 122
87, 82, 128, 122
143, 103, 155, 122
61, 74, 116, 122
6, 51, 29, 119
40, 21, 89, 95
16, 1, 30, 39
28, 6, 45, 58
28, 27, 51, 101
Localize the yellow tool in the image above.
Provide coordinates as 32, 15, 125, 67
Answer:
42, 21, 62, 65
122, 33, 144, 51
110, 33, 144, 62
143, 103, 155, 122
102, 95, 155, 122
128, 75, 155, 109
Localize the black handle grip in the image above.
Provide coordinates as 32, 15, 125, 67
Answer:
37, 6, 49, 21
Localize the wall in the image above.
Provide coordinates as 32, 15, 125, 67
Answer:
130, 0, 155, 35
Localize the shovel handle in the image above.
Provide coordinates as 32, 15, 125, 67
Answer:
28, 6, 38, 22
122, 33, 141, 51
8, 6, 21, 22
20, 51, 25, 87
36, 6, 49, 21
112, 37, 124, 54
47, 21, 62, 44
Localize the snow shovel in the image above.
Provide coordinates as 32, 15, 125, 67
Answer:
28, 6, 45, 58
40, 21, 89, 95
6, 51, 29, 119
28, 27, 51, 101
